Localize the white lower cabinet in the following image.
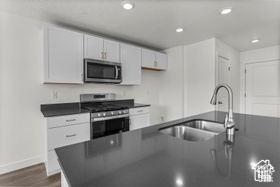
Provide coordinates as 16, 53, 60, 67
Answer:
44, 113, 90, 176
61, 170, 70, 187
46, 150, 60, 176
129, 107, 150, 130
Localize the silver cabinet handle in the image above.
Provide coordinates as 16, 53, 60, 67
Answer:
101, 52, 104, 59
66, 119, 76, 122
137, 110, 143, 112
154, 61, 158, 67
104, 52, 107, 59
115, 66, 118, 79
66, 134, 76, 138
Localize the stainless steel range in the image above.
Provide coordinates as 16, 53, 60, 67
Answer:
80, 93, 129, 139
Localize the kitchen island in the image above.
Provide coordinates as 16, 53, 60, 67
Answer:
55, 111, 280, 187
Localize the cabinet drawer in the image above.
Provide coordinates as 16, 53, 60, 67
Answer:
47, 123, 90, 151
129, 107, 150, 116
46, 113, 90, 129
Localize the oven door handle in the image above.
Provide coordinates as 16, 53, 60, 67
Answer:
115, 66, 118, 79
92, 114, 129, 122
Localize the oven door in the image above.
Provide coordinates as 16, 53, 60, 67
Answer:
84, 59, 121, 83
91, 116, 129, 139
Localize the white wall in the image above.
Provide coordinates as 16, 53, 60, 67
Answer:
0, 11, 243, 175
216, 39, 240, 112
159, 39, 241, 120
159, 46, 184, 122
240, 45, 280, 113
0, 11, 162, 174
184, 38, 216, 117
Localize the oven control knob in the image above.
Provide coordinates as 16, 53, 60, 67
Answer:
98, 114, 101, 117
103, 113, 106, 116
111, 112, 114, 115
123, 111, 127, 113
119, 111, 122, 114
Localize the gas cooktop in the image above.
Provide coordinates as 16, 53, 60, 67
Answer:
82, 103, 128, 113
80, 94, 129, 119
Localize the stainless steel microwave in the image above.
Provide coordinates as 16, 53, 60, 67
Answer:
84, 59, 122, 84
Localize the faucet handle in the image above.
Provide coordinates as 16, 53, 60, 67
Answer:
225, 114, 228, 122
224, 115, 228, 129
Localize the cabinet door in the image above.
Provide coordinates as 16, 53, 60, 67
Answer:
130, 113, 150, 131
46, 150, 60, 176
104, 39, 120, 63
141, 48, 155, 68
156, 52, 167, 70
120, 44, 141, 85
84, 34, 104, 60
44, 26, 83, 83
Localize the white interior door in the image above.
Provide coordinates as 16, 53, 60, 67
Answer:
245, 60, 280, 117
217, 56, 230, 112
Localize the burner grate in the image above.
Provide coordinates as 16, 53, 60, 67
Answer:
82, 103, 128, 112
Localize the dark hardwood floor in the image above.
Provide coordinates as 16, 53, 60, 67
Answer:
0, 163, 60, 187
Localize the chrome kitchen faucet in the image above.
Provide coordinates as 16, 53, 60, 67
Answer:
210, 84, 235, 136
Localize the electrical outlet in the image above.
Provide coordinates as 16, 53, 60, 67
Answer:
161, 116, 165, 122
147, 90, 150, 96
51, 91, 58, 99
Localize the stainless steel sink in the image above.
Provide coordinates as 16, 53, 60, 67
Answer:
182, 120, 225, 134
159, 120, 225, 142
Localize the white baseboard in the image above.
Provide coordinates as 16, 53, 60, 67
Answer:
0, 155, 45, 175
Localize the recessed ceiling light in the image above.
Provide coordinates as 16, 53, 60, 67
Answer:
176, 28, 184, 32
221, 8, 232, 15
122, 1, 135, 10
176, 178, 183, 186
251, 39, 260, 43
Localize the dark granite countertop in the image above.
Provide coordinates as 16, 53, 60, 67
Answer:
41, 100, 150, 117
125, 103, 151, 108
55, 111, 280, 187
115, 99, 151, 108
41, 103, 90, 117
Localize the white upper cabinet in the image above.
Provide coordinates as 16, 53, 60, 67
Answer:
142, 49, 155, 68
43, 26, 84, 84
104, 39, 120, 63
84, 35, 103, 61
120, 44, 141, 85
156, 52, 167, 70
142, 48, 167, 71
84, 34, 120, 63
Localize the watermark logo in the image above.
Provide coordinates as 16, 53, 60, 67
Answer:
251, 160, 275, 182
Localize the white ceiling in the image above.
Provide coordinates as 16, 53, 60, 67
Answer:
0, 0, 280, 51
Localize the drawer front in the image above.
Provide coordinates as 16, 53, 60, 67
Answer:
130, 113, 150, 131
47, 123, 90, 151
46, 113, 90, 129
129, 107, 150, 116
46, 150, 60, 175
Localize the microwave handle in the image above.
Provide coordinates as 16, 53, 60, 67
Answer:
115, 66, 118, 79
